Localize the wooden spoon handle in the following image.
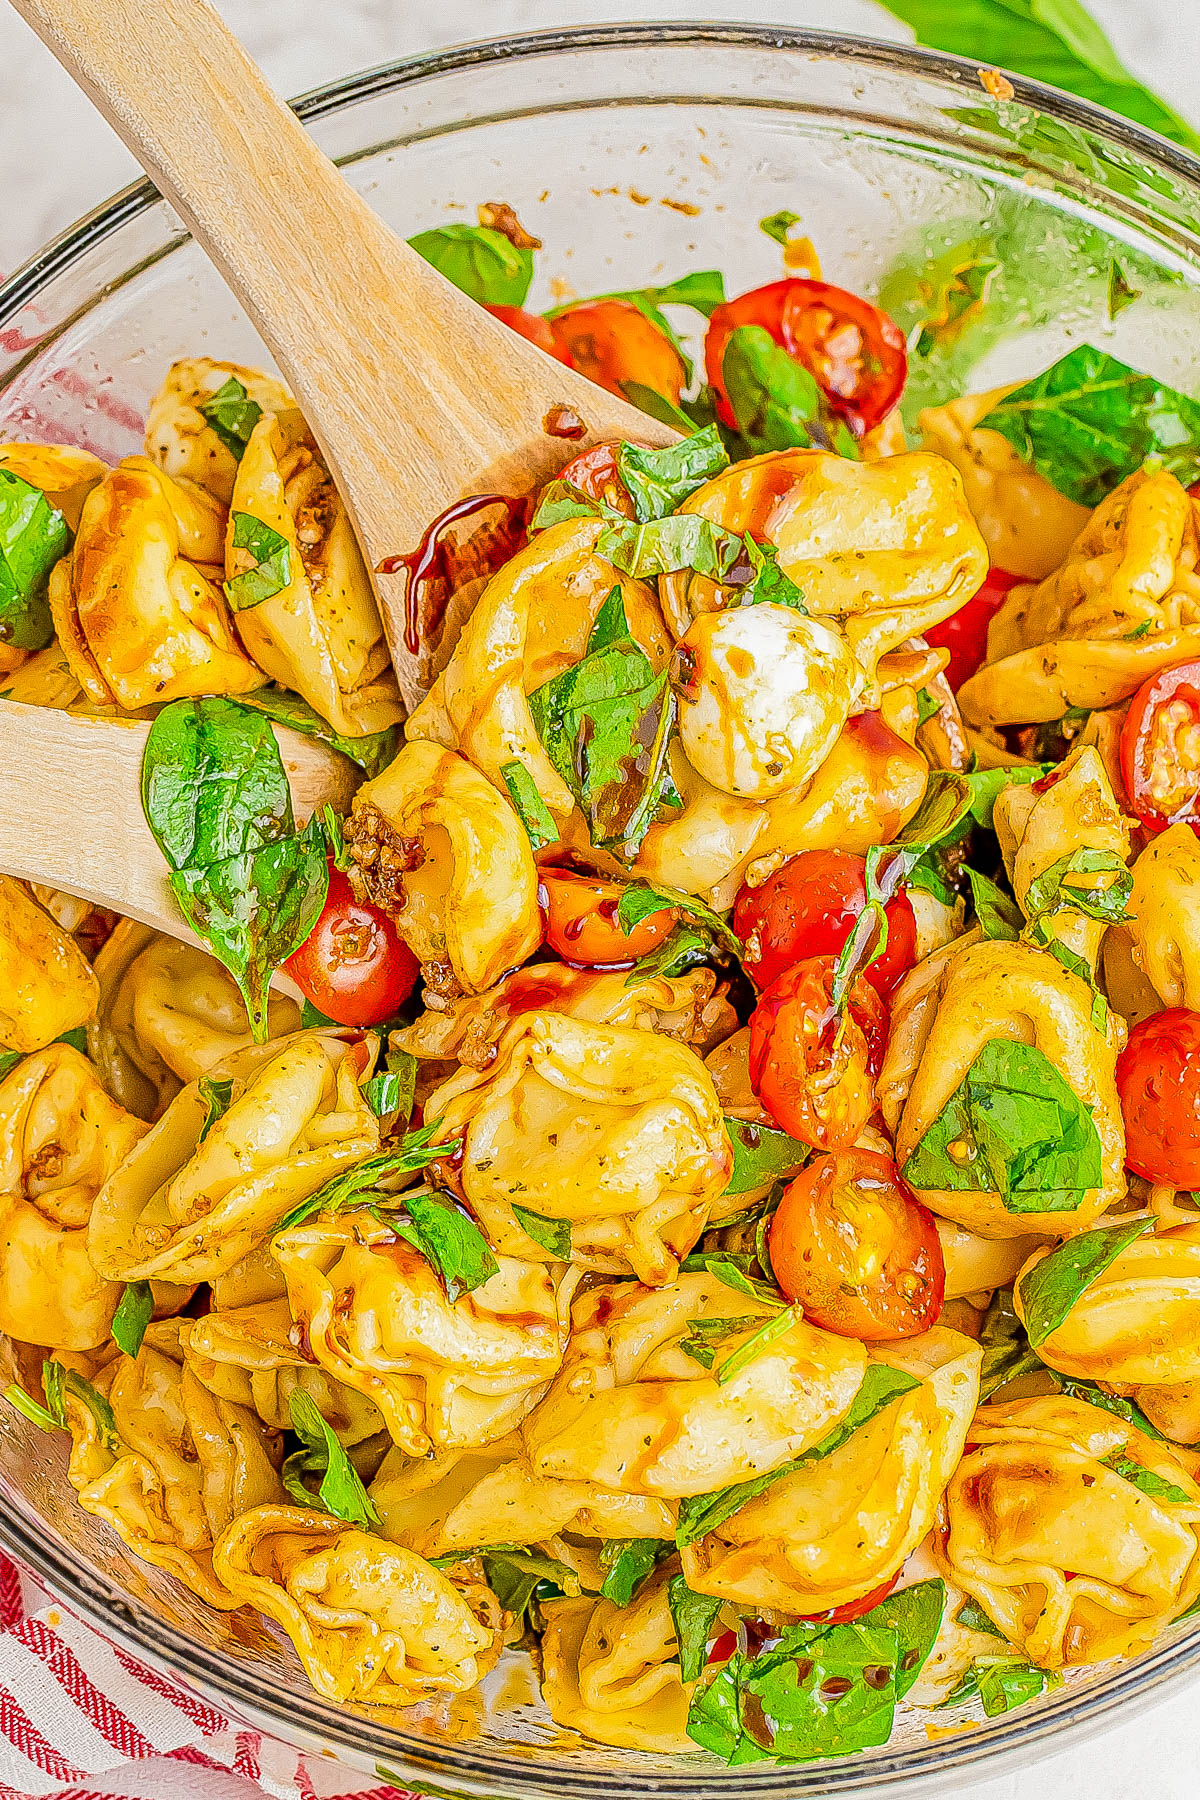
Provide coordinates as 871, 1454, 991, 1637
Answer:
0, 700, 354, 937
9, 0, 673, 702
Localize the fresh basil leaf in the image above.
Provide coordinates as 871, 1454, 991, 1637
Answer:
55, 1027, 88, 1054
276, 1122, 456, 1231
956, 1597, 1005, 1638
409, 223, 534, 307
681, 1249, 784, 1308
1026, 924, 1110, 1031
1053, 1374, 1167, 1441
676, 1362, 921, 1547
616, 428, 729, 523
759, 210, 802, 246
625, 922, 712, 984
224, 511, 292, 612
401, 1189, 499, 1303
528, 481, 609, 532
874, 1, 1200, 155
232, 687, 401, 780
1023, 848, 1133, 928
978, 1287, 1044, 1400
721, 326, 856, 459
596, 511, 743, 582
723, 1117, 808, 1197
670, 1574, 724, 1684
3, 1380, 62, 1433
362, 1049, 418, 1127
507, 1203, 570, 1260
549, 272, 726, 386
862, 1578, 947, 1699
714, 1305, 800, 1387
56, 1365, 121, 1455
974, 1654, 1061, 1718
300, 998, 339, 1029
681, 1314, 771, 1370
1102, 1451, 1191, 1505
110, 1280, 153, 1358
619, 382, 702, 434
1018, 1216, 1153, 1347
739, 536, 807, 610
902, 1038, 1103, 1213
0, 468, 68, 651
968, 867, 1023, 940
500, 759, 558, 850
479, 1545, 581, 1616
1125, 619, 1153, 640
199, 376, 262, 460
617, 879, 741, 958
197, 1074, 234, 1143
41, 1359, 66, 1426
0, 1051, 22, 1084
287, 1389, 379, 1529
599, 1537, 671, 1606
977, 345, 1200, 506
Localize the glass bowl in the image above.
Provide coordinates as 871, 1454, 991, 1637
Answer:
3, 22, 1200, 1796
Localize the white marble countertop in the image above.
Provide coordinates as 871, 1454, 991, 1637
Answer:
2, 0, 1200, 1795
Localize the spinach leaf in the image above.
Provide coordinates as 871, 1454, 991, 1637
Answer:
861, 1577, 947, 1699
679, 1315, 766, 1370
968, 867, 1024, 940
224, 511, 292, 611
479, 1546, 581, 1616
669, 1573, 723, 1683
500, 759, 558, 850
617, 879, 741, 958
232, 687, 401, 779
527, 586, 677, 858
874, 1, 1200, 155
599, 1538, 671, 1606
676, 1363, 920, 1547
625, 923, 712, 984
901, 1038, 1103, 1213
197, 1074, 234, 1142
0, 468, 69, 651
977, 345, 1200, 505
199, 376, 262, 460
110, 1280, 153, 1358
759, 210, 802, 246
1018, 1216, 1153, 1347
510, 1204, 572, 1260
681, 1249, 785, 1308
977, 1287, 1044, 1400
721, 326, 858, 459
1102, 1451, 1192, 1505
393, 1189, 499, 1304
275, 1122, 456, 1231
285, 1389, 379, 1529
408, 224, 534, 307
616, 428, 729, 522
724, 1117, 809, 1196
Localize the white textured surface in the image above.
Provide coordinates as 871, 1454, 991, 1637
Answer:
1, 0, 1200, 1795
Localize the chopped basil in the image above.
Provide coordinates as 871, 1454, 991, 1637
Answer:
679, 1315, 765, 1371
284, 1389, 380, 1529
529, 481, 611, 532
391, 1189, 499, 1304
723, 1117, 808, 1196
624, 923, 712, 984
1125, 619, 1153, 641
943, 1654, 1061, 1717
510, 1203, 572, 1260
24, 1361, 121, 1454
0, 467, 69, 651
0, 1051, 21, 1084
599, 1538, 671, 1606
680, 1249, 785, 1309
977, 1287, 1044, 1401
759, 210, 802, 246
1053, 1374, 1167, 1442
140, 698, 329, 1040
967, 867, 1023, 941
619, 383, 702, 434
55, 1027, 88, 1054
408, 223, 534, 307
902, 1038, 1103, 1213
224, 511, 292, 612
199, 376, 262, 460
617, 879, 741, 958
110, 1280, 153, 1358
1023, 848, 1133, 930
500, 759, 558, 850
714, 1307, 798, 1386
1018, 1216, 1153, 1347
669, 1573, 723, 1683
739, 537, 807, 610
362, 1049, 417, 1128
275, 1122, 457, 1231
1027, 927, 1110, 1031
675, 1363, 920, 1547
720, 326, 859, 460
232, 687, 401, 780
479, 1546, 581, 1617
955, 1597, 1005, 1639
615, 428, 729, 522
3, 1380, 61, 1433
197, 1074, 234, 1143
1102, 1452, 1192, 1505
596, 511, 743, 582
977, 344, 1200, 506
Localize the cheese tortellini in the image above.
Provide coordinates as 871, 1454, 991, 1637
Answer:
145, 356, 295, 505
0, 876, 99, 1053
540, 1568, 694, 1752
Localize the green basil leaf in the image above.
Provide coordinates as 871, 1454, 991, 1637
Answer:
978, 1287, 1044, 1400
300, 998, 340, 1030
528, 481, 610, 532
110, 1280, 153, 1358
55, 1027, 88, 1054
723, 1117, 808, 1197
721, 326, 859, 460
41, 1359, 66, 1426
977, 345, 1200, 506
56, 1365, 121, 1455
967, 867, 1023, 940
596, 512, 743, 582
680, 1249, 784, 1308
1026, 924, 1110, 1031
1023, 848, 1133, 927
199, 376, 262, 460
599, 1537, 670, 1606
402, 1189, 499, 1303
861, 1577, 947, 1699
0, 1051, 22, 1084
1018, 1216, 1153, 1347
759, 210, 802, 246
275, 1121, 456, 1231
500, 759, 558, 850
681, 1314, 772, 1370
142, 697, 293, 872
1053, 1374, 1167, 1441
510, 1203, 572, 1260
624, 922, 712, 984
616, 879, 741, 957
956, 1597, 1005, 1638
715, 1307, 798, 1385
224, 511, 292, 612
479, 1545, 581, 1616
362, 1048, 419, 1126
874, 1, 1200, 156
676, 1363, 921, 1547
409, 224, 534, 307
669, 1573, 723, 1683
902, 1038, 1103, 1213
974, 1654, 1061, 1718
739, 536, 807, 610
619, 382, 702, 434
3, 1381, 62, 1433
232, 687, 401, 779
0, 468, 68, 651
616, 428, 729, 523
1102, 1451, 1192, 1505
287, 1389, 379, 1529
197, 1074, 234, 1143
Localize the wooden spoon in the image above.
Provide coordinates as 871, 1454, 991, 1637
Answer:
0, 0, 676, 940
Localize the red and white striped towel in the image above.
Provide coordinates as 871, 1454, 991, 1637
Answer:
0, 1553, 416, 1800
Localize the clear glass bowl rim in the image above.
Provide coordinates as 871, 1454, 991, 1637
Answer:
2, 20, 1200, 1797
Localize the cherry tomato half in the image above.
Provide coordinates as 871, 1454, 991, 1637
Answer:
923, 566, 1023, 692
1116, 1007, 1200, 1187
540, 872, 675, 966
550, 441, 637, 516
704, 278, 907, 435
748, 954, 888, 1151
734, 850, 917, 999
485, 304, 574, 365
285, 862, 419, 1026
1119, 659, 1200, 835
769, 1148, 945, 1340
547, 299, 687, 404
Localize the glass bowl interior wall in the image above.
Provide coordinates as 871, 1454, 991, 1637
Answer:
2, 23, 1200, 1797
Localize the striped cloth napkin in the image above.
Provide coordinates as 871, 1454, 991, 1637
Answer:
0, 1552, 415, 1800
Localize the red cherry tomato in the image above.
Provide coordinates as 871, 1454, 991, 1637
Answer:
285, 863, 419, 1026
794, 1572, 903, 1625
923, 566, 1023, 691
550, 441, 637, 516
547, 299, 687, 404
704, 278, 907, 435
1116, 1008, 1200, 1187
748, 954, 888, 1151
485, 304, 574, 365
1119, 660, 1200, 836
540, 872, 675, 966
733, 850, 917, 999
769, 1148, 945, 1340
